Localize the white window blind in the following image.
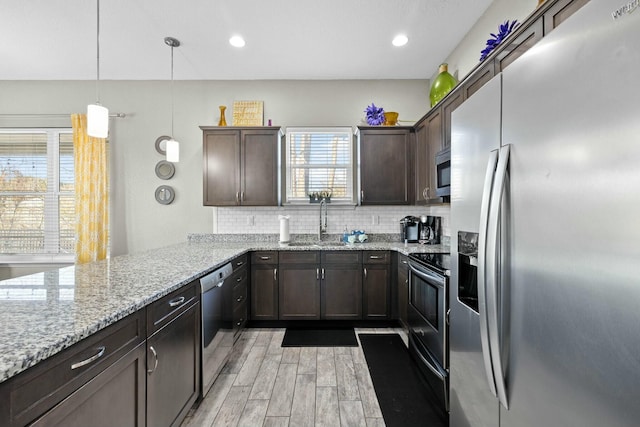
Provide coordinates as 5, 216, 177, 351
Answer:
0, 129, 74, 259
285, 127, 355, 203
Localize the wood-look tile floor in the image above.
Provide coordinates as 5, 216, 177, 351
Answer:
182, 327, 408, 427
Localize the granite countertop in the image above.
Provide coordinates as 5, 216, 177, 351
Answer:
0, 237, 448, 385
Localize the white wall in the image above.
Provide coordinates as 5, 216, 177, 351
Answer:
0, 79, 429, 255
432, 0, 539, 81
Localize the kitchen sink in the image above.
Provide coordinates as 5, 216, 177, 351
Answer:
286, 242, 345, 247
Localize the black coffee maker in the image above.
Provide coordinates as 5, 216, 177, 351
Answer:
400, 216, 420, 243
418, 215, 442, 244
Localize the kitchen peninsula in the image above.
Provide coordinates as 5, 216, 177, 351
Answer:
0, 236, 448, 426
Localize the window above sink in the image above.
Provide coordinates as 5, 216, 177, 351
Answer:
283, 127, 356, 205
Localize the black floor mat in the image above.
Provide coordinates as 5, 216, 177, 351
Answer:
359, 333, 447, 427
281, 328, 358, 347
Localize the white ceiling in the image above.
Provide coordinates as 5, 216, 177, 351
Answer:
1, 0, 493, 81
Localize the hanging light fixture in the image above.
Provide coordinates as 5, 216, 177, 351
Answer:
165, 36, 180, 163
87, 0, 109, 138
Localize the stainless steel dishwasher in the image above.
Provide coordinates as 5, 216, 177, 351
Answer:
199, 262, 234, 399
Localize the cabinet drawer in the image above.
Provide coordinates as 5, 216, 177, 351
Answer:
229, 264, 248, 291
279, 251, 320, 264
147, 281, 198, 336
252, 251, 278, 264
363, 251, 390, 264
233, 277, 248, 309
0, 311, 145, 427
231, 254, 248, 270
322, 251, 362, 264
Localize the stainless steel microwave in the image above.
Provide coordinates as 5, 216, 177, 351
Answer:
435, 147, 451, 198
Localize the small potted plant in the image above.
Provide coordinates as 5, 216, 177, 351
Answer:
308, 189, 332, 203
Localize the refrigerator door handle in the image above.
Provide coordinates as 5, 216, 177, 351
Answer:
478, 149, 499, 398
486, 144, 511, 410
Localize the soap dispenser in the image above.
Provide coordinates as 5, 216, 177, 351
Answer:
342, 226, 349, 243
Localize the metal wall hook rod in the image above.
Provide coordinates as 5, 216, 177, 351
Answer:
0, 113, 126, 118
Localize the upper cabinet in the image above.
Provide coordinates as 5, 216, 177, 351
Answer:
201, 127, 280, 206
358, 126, 414, 205
415, 0, 588, 206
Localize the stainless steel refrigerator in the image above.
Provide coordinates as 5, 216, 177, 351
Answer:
449, 1, 640, 426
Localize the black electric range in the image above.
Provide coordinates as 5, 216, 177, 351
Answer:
408, 252, 451, 275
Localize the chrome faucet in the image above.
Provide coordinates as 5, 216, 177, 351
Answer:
318, 198, 328, 241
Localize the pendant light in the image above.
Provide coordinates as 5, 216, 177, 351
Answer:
87, 0, 109, 138
165, 36, 180, 163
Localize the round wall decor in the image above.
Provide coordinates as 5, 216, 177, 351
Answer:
155, 185, 175, 204
155, 160, 175, 180
155, 135, 171, 155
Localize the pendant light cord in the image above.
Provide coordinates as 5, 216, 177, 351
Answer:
96, 0, 101, 104
170, 42, 174, 138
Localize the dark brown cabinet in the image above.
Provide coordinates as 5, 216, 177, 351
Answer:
279, 252, 321, 320
415, 110, 445, 204
29, 343, 146, 427
494, 17, 543, 72
230, 254, 248, 341
0, 311, 146, 427
363, 251, 391, 319
397, 254, 410, 329
202, 127, 280, 206
358, 127, 414, 205
321, 251, 363, 320
251, 251, 279, 320
543, 0, 589, 34
146, 281, 200, 427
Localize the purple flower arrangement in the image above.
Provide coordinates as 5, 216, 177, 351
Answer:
480, 20, 520, 62
364, 103, 385, 126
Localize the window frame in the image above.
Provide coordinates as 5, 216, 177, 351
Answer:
283, 126, 357, 206
0, 128, 75, 264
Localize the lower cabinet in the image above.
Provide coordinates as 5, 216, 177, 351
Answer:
29, 343, 146, 427
251, 252, 279, 320
363, 251, 391, 319
397, 253, 410, 328
0, 311, 146, 427
321, 251, 363, 320
279, 251, 321, 320
146, 293, 200, 427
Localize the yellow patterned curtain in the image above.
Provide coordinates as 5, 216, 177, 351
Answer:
71, 114, 109, 264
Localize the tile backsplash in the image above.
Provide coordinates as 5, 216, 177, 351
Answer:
215, 204, 450, 238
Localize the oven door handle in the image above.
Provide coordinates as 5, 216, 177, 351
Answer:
408, 262, 445, 288
409, 334, 448, 381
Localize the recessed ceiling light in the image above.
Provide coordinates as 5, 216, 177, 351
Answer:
229, 36, 246, 48
392, 34, 409, 47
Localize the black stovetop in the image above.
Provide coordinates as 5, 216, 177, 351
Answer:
408, 252, 451, 274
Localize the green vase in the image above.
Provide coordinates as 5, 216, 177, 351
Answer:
429, 63, 457, 107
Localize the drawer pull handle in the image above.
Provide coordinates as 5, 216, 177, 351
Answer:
364, 268, 368, 279
147, 346, 158, 374
71, 346, 106, 370
402, 260, 408, 264
236, 296, 243, 302
236, 277, 242, 283
236, 320, 243, 326
236, 261, 244, 267
260, 256, 271, 260
168, 296, 185, 307
369, 255, 382, 260
274, 268, 278, 282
